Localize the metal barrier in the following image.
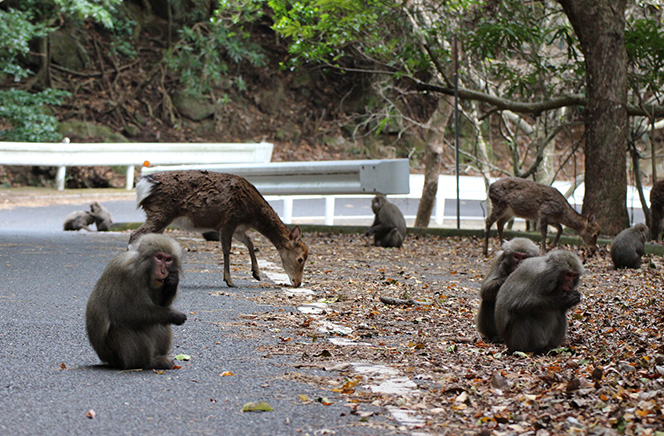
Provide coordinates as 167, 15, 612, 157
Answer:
0, 141, 274, 191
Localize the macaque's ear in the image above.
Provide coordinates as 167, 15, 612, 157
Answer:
290, 226, 302, 242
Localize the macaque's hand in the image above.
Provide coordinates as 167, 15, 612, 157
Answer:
164, 271, 179, 288
171, 310, 187, 326
563, 290, 581, 307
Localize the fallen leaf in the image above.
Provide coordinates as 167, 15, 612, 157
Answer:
242, 401, 274, 412
318, 397, 333, 406
174, 354, 191, 361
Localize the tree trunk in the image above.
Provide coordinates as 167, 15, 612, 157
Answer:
558, 0, 629, 236
415, 95, 454, 227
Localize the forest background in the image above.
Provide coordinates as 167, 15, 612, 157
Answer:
1, 0, 664, 235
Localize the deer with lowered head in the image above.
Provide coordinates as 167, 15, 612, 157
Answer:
129, 170, 309, 288
483, 177, 600, 256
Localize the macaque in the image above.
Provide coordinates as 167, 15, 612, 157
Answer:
650, 180, 664, 241
86, 234, 187, 369
365, 194, 407, 248
476, 237, 539, 342
64, 210, 95, 231
610, 223, 648, 269
90, 201, 113, 231
495, 250, 583, 353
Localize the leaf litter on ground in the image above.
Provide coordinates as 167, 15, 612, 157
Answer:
174, 230, 664, 435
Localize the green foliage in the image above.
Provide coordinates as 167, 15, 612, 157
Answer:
268, 0, 443, 72
108, 15, 138, 58
0, 0, 122, 141
0, 89, 71, 142
465, 0, 585, 97
0, 8, 49, 80
165, 3, 267, 96
625, 18, 664, 93
0, 0, 124, 80
52, 0, 121, 29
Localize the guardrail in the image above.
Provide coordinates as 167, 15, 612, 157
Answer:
0, 141, 274, 191
142, 159, 411, 224
257, 175, 648, 226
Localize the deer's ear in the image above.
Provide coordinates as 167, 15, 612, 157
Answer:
587, 214, 596, 224
290, 226, 302, 242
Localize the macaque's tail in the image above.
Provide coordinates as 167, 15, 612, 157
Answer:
135, 175, 159, 209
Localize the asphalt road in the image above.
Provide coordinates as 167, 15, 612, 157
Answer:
0, 206, 397, 436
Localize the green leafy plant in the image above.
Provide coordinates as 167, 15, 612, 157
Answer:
0, 0, 121, 142
0, 89, 71, 142
165, 3, 267, 97
0, 8, 49, 80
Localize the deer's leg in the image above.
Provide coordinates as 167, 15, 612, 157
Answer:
495, 216, 511, 245
483, 217, 494, 256
219, 227, 236, 288
550, 223, 563, 249
128, 215, 173, 248
233, 230, 260, 281
483, 206, 504, 256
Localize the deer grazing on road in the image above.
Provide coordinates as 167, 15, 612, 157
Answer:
483, 177, 600, 256
129, 170, 309, 288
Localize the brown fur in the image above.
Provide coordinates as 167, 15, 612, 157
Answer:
129, 170, 308, 287
650, 180, 664, 241
483, 178, 600, 256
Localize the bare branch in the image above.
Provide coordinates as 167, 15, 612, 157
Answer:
323, 64, 664, 117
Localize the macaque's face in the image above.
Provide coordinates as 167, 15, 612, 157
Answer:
371, 196, 386, 214
152, 251, 174, 288
510, 252, 530, 272
561, 270, 579, 293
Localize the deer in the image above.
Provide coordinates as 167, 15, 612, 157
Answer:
649, 180, 664, 242
128, 170, 309, 288
483, 177, 601, 256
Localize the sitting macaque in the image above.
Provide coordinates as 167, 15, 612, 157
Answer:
495, 250, 583, 353
90, 201, 113, 231
365, 194, 407, 248
86, 234, 187, 369
476, 237, 539, 342
63, 210, 95, 231
610, 223, 648, 269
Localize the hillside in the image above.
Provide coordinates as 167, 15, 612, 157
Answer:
1, 3, 446, 188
